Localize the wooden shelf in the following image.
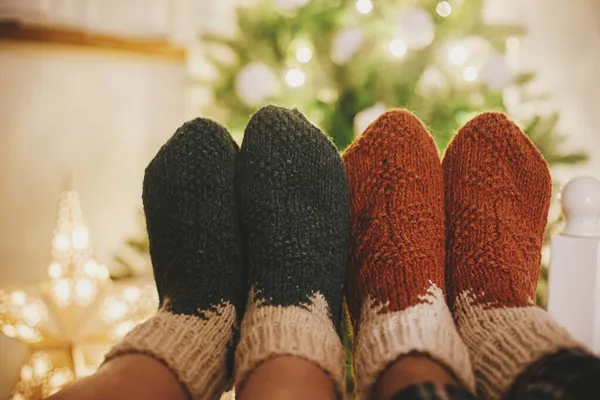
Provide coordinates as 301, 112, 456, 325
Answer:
0, 21, 186, 61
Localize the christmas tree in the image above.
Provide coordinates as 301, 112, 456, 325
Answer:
202, 0, 581, 160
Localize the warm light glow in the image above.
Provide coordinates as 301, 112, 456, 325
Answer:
463, 66, 479, 81
11, 290, 27, 306
52, 278, 72, 307
356, 0, 372, 14
2, 324, 16, 338
15, 323, 41, 342
53, 233, 70, 252
96, 265, 109, 280
83, 259, 109, 280
22, 303, 44, 327
48, 261, 64, 279
48, 369, 74, 392
448, 45, 469, 65
102, 297, 127, 323
74, 278, 96, 306
285, 68, 306, 87
389, 39, 407, 57
21, 365, 33, 381
83, 260, 97, 277
123, 287, 141, 303
436, 1, 452, 17
111, 320, 137, 340
32, 352, 51, 378
296, 46, 312, 63
71, 226, 89, 250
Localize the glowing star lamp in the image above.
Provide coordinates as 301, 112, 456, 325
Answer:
0, 190, 158, 399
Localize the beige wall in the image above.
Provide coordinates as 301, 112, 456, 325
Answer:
0, 43, 185, 396
486, 0, 600, 181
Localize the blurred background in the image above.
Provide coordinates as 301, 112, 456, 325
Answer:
0, 0, 599, 398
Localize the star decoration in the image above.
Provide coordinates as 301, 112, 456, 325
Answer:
0, 189, 158, 399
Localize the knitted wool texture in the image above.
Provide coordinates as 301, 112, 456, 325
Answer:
105, 119, 244, 400
443, 112, 583, 399
235, 105, 349, 395
343, 109, 474, 399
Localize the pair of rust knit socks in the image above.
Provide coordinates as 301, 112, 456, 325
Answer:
344, 110, 581, 399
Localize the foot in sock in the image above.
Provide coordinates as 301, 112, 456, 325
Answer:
235, 105, 349, 395
343, 109, 474, 399
443, 112, 583, 399
105, 119, 244, 400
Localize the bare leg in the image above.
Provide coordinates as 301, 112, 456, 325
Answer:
238, 356, 336, 400
46, 355, 187, 400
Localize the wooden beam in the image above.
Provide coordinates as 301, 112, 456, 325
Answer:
0, 21, 186, 61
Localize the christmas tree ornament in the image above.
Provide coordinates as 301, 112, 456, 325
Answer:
462, 66, 479, 82
235, 62, 278, 106
355, 0, 373, 14
417, 67, 447, 94
331, 27, 364, 64
354, 103, 387, 136
397, 7, 435, 50
388, 39, 407, 58
436, 1, 452, 17
482, 52, 512, 90
296, 45, 312, 63
285, 68, 306, 87
448, 44, 470, 65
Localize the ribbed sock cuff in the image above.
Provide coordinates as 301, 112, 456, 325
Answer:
354, 284, 475, 399
235, 291, 345, 397
455, 293, 585, 399
104, 303, 236, 400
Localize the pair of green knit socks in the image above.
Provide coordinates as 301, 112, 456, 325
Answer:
105, 106, 349, 399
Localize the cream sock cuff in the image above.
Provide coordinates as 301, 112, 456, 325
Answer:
455, 293, 585, 399
235, 291, 346, 397
104, 303, 236, 400
354, 283, 475, 400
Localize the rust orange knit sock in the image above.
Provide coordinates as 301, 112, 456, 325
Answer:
344, 110, 474, 399
443, 112, 583, 399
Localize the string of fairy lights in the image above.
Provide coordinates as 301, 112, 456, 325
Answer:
234, 0, 517, 129
279, 0, 489, 87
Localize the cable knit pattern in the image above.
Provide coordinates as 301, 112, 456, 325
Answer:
344, 109, 474, 399
235, 106, 349, 396
443, 112, 584, 399
105, 118, 244, 400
